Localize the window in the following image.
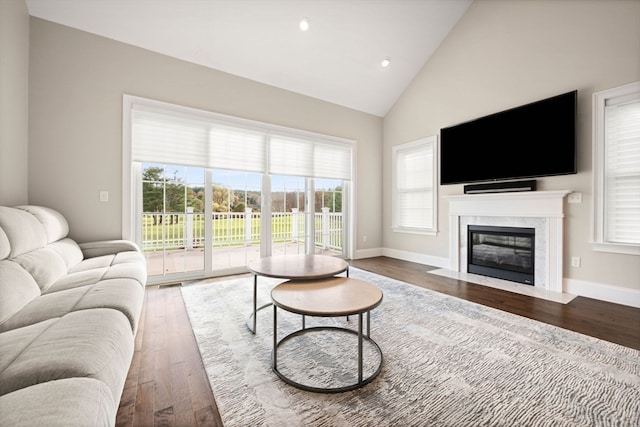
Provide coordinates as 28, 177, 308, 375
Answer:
123, 95, 354, 283
592, 82, 640, 255
392, 136, 437, 235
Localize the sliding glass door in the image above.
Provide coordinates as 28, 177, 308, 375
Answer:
137, 165, 348, 284
141, 163, 206, 277
210, 170, 262, 271
124, 95, 353, 284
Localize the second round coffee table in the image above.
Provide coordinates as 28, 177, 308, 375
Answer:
271, 277, 383, 393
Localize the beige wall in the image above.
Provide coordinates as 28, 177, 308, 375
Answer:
0, 0, 29, 206
28, 18, 383, 252
384, 0, 640, 291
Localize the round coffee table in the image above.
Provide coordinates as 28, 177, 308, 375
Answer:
246, 254, 349, 333
271, 277, 383, 393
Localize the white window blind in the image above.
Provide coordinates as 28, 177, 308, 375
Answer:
604, 96, 640, 245
269, 135, 313, 177
393, 137, 436, 232
269, 134, 352, 180
131, 102, 352, 179
209, 124, 265, 173
132, 106, 266, 172
312, 141, 352, 180
132, 108, 210, 168
593, 82, 640, 254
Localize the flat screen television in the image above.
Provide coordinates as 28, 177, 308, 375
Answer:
439, 90, 577, 185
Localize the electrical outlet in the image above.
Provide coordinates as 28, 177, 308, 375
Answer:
99, 191, 109, 202
571, 256, 581, 267
362, 235, 367, 243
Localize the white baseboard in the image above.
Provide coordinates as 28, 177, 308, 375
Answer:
352, 247, 384, 259
354, 248, 640, 309
565, 278, 640, 308
381, 248, 449, 269
353, 247, 448, 267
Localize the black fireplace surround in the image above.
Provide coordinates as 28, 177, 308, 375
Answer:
467, 225, 535, 285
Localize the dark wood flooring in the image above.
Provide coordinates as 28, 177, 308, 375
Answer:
116, 256, 640, 426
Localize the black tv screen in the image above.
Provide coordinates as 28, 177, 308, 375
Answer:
440, 90, 577, 185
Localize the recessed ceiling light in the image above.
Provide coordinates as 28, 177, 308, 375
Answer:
299, 18, 310, 31
381, 57, 391, 68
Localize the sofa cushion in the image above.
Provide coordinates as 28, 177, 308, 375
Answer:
0, 261, 41, 325
47, 267, 109, 293
49, 238, 84, 269
79, 240, 141, 259
68, 254, 115, 272
14, 205, 69, 244
66, 251, 147, 287
12, 246, 67, 292
113, 250, 146, 265
0, 318, 56, 375
104, 253, 148, 286
0, 227, 9, 260
71, 279, 144, 332
0, 378, 116, 427
0, 206, 47, 258
0, 278, 144, 333
0, 309, 134, 402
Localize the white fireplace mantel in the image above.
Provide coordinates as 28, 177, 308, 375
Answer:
447, 190, 570, 293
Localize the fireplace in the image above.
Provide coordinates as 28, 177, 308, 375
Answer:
447, 190, 570, 293
467, 225, 535, 285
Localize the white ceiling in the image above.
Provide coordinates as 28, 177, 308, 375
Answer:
25, 0, 472, 117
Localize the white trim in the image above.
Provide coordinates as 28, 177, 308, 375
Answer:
121, 98, 133, 240
592, 81, 640, 254
392, 227, 438, 236
592, 242, 640, 256
146, 266, 248, 287
447, 191, 570, 292
391, 136, 438, 234
345, 174, 356, 260
382, 247, 449, 269
353, 247, 384, 260
447, 190, 570, 218
565, 278, 640, 308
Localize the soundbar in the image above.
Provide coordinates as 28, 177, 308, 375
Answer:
463, 179, 537, 194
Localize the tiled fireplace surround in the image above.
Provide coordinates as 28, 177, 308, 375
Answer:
447, 190, 570, 293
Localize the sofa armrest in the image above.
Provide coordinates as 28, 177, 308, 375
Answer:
79, 240, 141, 258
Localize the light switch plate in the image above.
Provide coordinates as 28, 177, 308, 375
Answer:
568, 192, 582, 204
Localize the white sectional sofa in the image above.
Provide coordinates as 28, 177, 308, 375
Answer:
0, 205, 147, 426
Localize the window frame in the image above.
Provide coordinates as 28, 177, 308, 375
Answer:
592, 81, 640, 255
391, 136, 438, 236
122, 95, 356, 273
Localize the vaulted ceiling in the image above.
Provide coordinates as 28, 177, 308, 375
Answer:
26, 0, 472, 117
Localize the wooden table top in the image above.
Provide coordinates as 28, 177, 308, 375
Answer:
247, 254, 349, 280
271, 277, 383, 317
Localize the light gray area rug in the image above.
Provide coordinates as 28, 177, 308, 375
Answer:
181, 268, 640, 426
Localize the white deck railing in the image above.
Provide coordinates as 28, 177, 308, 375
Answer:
141, 209, 343, 252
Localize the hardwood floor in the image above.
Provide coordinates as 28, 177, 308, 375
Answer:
116, 256, 640, 426
116, 282, 223, 427
351, 257, 640, 350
